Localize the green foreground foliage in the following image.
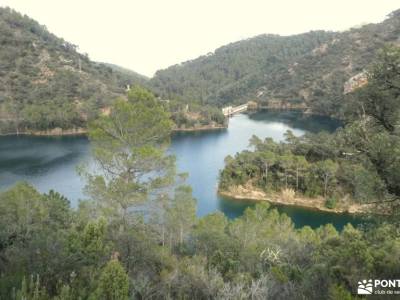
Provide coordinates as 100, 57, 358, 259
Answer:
2, 183, 400, 299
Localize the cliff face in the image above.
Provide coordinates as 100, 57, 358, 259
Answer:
343, 72, 368, 94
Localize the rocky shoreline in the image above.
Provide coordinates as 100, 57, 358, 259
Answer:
0, 127, 87, 136
173, 124, 227, 132
0, 124, 228, 136
218, 185, 375, 215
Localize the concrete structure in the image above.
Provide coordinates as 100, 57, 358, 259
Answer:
222, 103, 248, 116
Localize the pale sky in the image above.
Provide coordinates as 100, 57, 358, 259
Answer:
0, 0, 399, 77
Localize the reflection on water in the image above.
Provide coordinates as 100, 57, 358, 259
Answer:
0, 112, 366, 229
218, 196, 367, 230
248, 110, 342, 133
0, 135, 90, 201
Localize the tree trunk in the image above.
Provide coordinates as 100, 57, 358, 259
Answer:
285, 170, 288, 189
324, 174, 329, 197
162, 224, 165, 247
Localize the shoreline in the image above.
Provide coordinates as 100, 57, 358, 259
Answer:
172, 124, 227, 132
0, 127, 88, 137
0, 109, 336, 137
218, 185, 376, 215
0, 124, 228, 137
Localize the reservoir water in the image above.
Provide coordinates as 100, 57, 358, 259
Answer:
0, 111, 364, 229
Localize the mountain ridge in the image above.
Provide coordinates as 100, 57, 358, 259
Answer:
150, 9, 400, 116
1, 6, 400, 133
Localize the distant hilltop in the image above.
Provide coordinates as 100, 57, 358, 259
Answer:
150, 9, 400, 116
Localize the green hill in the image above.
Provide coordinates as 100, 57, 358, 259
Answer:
1, 7, 400, 133
0, 7, 147, 134
150, 9, 400, 116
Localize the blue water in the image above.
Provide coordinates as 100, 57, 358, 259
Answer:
0, 111, 364, 229
170, 112, 308, 217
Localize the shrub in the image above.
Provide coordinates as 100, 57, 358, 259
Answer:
325, 196, 337, 209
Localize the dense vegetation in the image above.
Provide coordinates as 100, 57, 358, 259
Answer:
220, 46, 400, 213
2, 183, 400, 300
151, 31, 335, 107
2, 5, 400, 299
0, 7, 147, 134
168, 100, 226, 130
151, 10, 400, 116
220, 131, 386, 209
2, 7, 399, 133
1, 67, 400, 298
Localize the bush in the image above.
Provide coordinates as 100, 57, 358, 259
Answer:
325, 197, 337, 209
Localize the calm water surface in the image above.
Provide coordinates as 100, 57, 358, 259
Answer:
0, 111, 364, 229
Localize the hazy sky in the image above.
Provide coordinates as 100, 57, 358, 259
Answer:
1, 0, 399, 76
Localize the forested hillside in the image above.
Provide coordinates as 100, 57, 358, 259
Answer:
151, 9, 400, 116
0, 7, 147, 134
0, 7, 225, 134
2, 7, 399, 133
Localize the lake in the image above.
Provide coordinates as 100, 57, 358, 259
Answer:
0, 111, 365, 229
